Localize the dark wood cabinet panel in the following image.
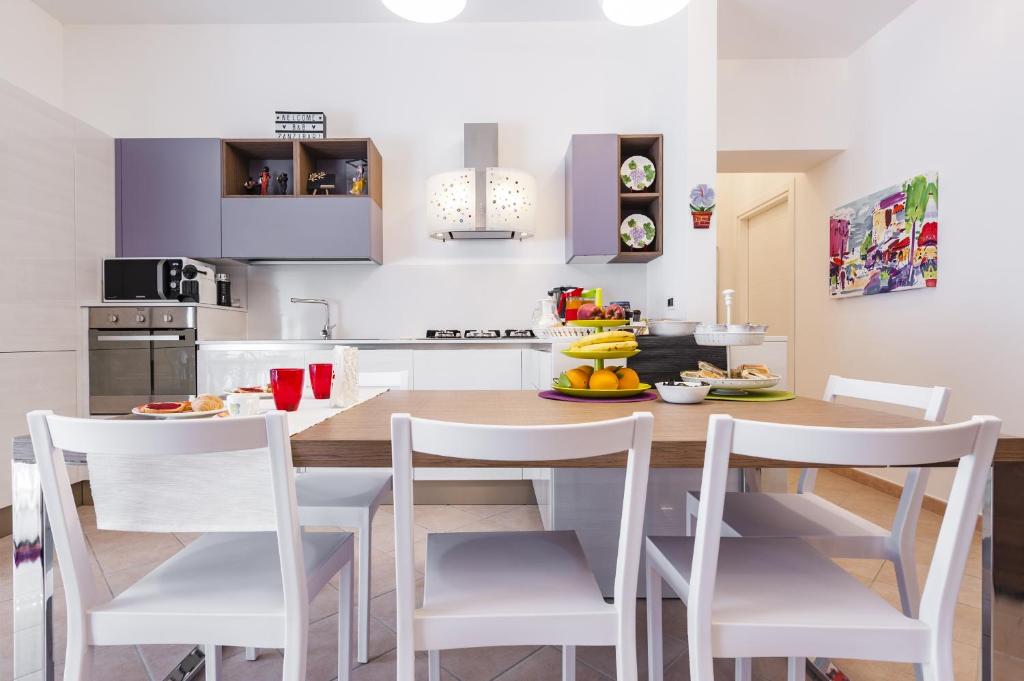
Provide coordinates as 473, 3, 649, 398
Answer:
116, 138, 223, 258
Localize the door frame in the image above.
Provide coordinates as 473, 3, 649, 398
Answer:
731, 178, 797, 389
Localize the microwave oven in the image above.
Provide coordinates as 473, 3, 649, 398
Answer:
102, 257, 217, 303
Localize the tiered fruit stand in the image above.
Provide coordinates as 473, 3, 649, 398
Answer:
552, 319, 653, 399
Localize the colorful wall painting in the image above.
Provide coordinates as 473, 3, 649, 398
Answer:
829, 172, 938, 298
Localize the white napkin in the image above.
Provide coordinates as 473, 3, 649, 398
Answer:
330, 346, 360, 408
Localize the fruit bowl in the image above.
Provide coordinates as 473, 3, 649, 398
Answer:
551, 383, 652, 399
568, 319, 630, 328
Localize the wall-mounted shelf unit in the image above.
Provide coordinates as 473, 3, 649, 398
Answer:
565, 133, 664, 264
116, 137, 383, 262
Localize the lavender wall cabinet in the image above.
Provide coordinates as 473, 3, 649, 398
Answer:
564, 133, 663, 264
115, 138, 223, 258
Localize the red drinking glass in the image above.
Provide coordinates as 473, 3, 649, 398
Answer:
270, 368, 304, 411
308, 363, 334, 399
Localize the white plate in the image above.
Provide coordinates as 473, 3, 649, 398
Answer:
680, 372, 780, 391
131, 407, 228, 419
620, 155, 656, 191
620, 214, 656, 249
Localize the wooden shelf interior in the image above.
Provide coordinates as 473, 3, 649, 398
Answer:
296, 139, 369, 197
223, 140, 296, 197
614, 134, 663, 262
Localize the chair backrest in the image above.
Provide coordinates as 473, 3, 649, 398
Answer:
389, 412, 653, 678
688, 414, 1000, 658
798, 375, 950, 493
26, 410, 308, 631
360, 370, 411, 389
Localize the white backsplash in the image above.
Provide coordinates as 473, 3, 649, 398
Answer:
244, 262, 647, 339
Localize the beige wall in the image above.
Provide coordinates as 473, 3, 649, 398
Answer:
792, 0, 1024, 501
0, 0, 63, 108
0, 78, 115, 508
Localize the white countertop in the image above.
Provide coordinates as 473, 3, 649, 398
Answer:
198, 338, 553, 349
82, 301, 247, 312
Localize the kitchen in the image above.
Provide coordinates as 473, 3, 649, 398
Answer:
4, 1, 1024, 681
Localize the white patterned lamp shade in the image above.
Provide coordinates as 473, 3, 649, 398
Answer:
485, 167, 536, 230
427, 169, 476, 235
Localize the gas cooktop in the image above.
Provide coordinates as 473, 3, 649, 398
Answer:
424, 329, 536, 340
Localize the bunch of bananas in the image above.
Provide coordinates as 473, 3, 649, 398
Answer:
569, 330, 638, 353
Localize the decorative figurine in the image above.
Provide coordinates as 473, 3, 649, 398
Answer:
350, 165, 366, 196
242, 176, 258, 195
259, 166, 271, 195
276, 172, 288, 195
307, 171, 336, 195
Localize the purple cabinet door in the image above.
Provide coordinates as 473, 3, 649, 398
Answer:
116, 138, 222, 258
221, 197, 381, 261
565, 134, 618, 262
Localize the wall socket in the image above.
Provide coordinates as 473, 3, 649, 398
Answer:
667, 297, 675, 308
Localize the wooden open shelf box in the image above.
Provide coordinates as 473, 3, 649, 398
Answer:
612, 134, 663, 264
221, 138, 382, 204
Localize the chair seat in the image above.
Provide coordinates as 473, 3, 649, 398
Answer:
691, 491, 888, 544
90, 530, 352, 647
417, 531, 615, 648
646, 536, 928, 661
296, 470, 393, 509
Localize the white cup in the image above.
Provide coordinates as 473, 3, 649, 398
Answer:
225, 392, 260, 417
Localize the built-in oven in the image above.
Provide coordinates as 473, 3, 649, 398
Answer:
88, 306, 197, 415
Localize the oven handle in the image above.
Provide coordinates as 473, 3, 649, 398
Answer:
94, 334, 187, 342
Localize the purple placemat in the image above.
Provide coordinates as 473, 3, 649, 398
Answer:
538, 390, 659, 404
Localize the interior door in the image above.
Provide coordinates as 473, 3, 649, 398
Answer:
742, 200, 794, 388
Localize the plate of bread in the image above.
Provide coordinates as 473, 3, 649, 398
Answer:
681, 362, 780, 392
232, 384, 272, 395
132, 394, 227, 419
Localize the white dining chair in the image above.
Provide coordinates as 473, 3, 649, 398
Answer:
391, 412, 654, 681
26, 410, 354, 681
280, 368, 409, 664
685, 376, 950, 623
648, 413, 1000, 681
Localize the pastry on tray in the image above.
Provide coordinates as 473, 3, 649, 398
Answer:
138, 401, 192, 415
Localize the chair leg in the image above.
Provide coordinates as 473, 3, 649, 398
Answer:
428, 650, 441, 681
244, 647, 258, 661
787, 657, 804, 681
685, 494, 699, 537
204, 645, 222, 681
357, 513, 372, 664
646, 558, 664, 681
563, 645, 577, 681
63, 632, 93, 681
735, 658, 752, 681
922, 651, 954, 681
282, 623, 310, 681
339, 559, 354, 681
893, 555, 921, 618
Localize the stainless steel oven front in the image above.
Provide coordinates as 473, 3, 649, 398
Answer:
88, 306, 197, 414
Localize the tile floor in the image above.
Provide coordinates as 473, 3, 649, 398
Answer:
1, 470, 983, 681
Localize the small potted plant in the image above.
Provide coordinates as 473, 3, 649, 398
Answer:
689, 184, 716, 229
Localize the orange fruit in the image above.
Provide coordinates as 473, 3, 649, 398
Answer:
576, 365, 595, 377
588, 369, 620, 390
564, 368, 590, 389
615, 367, 640, 389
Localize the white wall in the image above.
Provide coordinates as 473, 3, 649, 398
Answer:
795, 0, 1024, 498
0, 0, 63, 108
718, 58, 848, 154
61, 18, 715, 335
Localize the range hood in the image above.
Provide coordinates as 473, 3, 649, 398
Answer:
427, 123, 536, 242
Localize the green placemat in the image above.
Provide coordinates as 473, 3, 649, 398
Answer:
705, 390, 796, 402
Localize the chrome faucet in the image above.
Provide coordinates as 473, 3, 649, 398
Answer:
290, 298, 336, 339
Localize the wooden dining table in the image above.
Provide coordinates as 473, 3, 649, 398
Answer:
10, 389, 1024, 681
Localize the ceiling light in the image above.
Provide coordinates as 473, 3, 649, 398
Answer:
382, 0, 466, 23
601, 0, 690, 26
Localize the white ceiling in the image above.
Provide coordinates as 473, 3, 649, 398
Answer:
34, 0, 918, 59
717, 0, 918, 59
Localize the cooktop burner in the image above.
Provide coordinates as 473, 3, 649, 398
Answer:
423, 329, 536, 340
